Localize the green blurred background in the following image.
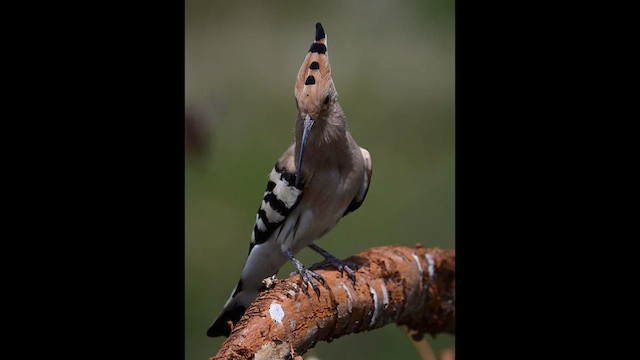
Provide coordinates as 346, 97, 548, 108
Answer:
185, 0, 454, 359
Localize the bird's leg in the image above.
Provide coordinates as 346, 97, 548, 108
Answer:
308, 244, 359, 284
285, 249, 324, 297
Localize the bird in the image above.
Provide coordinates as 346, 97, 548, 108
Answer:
207, 22, 372, 338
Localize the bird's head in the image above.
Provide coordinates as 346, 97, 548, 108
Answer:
293, 22, 338, 186
294, 22, 336, 120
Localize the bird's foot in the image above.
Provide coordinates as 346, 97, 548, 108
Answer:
308, 243, 359, 285
285, 249, 324, 297
309, 257, 359, 284
290, 268, 325, 297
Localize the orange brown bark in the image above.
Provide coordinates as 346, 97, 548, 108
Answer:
211, 245, 455, 360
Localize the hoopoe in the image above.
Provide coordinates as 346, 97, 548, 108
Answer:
207, 22, 373, 338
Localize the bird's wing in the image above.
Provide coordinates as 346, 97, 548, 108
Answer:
249, 146, 304, 253
343, 147, 372, 216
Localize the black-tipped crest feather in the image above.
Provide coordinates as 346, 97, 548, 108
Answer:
315, 22, 325, 41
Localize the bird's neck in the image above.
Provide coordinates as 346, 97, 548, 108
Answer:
294, 103, 351, 176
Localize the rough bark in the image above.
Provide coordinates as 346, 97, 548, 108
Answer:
211, 245, 455, 360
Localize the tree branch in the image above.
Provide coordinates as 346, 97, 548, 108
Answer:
211, 245, 455, 360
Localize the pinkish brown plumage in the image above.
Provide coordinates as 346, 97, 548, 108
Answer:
294, 23, 332, 116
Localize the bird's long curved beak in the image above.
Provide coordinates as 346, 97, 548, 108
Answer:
296, 114, 314, 187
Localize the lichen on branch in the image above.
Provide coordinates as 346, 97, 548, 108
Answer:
212, 245, 455, 360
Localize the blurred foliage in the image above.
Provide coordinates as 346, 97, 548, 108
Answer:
186, 0, 454, 359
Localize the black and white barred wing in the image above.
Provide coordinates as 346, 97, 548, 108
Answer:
250, 162, 304, 249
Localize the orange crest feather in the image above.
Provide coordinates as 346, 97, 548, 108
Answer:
294, 23, 333, 114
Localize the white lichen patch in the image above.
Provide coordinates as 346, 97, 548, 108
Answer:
289, 282, 302, 292
425, 253, 435, 277
380, 282, 389, 309
369, 286, 379, 326
412, 253, 423, 276
254, 340, 291, 360
261, 275, 278, 290
269, 302, 285, 325
340, 283, 353, 313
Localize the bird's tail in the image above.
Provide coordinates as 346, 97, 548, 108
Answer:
206, 280, 259, 337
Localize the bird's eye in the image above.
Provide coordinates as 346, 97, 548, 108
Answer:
324, 95, 330, 105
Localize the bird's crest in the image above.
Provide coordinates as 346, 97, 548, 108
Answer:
294, 23, 333, 114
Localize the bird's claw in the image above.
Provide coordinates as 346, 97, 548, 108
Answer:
310, 257, 359, 285
290, 268, 324, 297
